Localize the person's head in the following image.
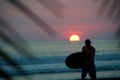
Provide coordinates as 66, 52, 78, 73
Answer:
85, 39, 91, 45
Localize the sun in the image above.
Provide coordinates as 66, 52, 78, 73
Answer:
69, 35, 80, 41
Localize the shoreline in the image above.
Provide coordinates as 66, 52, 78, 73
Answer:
0, 71, 119, 80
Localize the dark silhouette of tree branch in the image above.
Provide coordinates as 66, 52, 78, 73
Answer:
0, 49, 29, 76
0, 17, 34, 57
97, 0, 112, 16
114, 5, 120, 21
0, 68, 12, 80
106, 0, 120, 18
7, 0, 58, 36
37, 0, 64, 17
96, 0, 120, 48
0, 0, 64, 80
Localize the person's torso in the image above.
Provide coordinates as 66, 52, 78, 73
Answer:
83, 45, 95, 59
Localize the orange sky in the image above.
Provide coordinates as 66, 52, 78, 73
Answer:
0, 0, 118, 41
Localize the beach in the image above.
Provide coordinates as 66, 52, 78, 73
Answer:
0, 71, 119, 80
0, 40, 120, 80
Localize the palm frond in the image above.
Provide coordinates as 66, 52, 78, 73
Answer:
0, 0, 63, 80
96, 0, 120, 47
7, 0, 58, 36
38, 0, 64, 17
0, 49, 29, 76
0, 18, 34, 57
106, 0, 120, 18
97, 0, 111, 16
0, 68, 13, 80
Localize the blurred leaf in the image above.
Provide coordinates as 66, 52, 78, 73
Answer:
97, 0, 111, 16
96, 0, 120, 48
0, 68, 12, 80
0, 49, 29, 79
7, 0, 58, 36
114, 5, 120, 21
0, 30, 34, 58
0, 0, 64, 80
106, 0, 120, 18
38, 0, 64, 17
0, 17, 34, 57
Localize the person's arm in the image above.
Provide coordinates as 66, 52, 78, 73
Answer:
89, 46, 95, 60
82, 47, 84, 53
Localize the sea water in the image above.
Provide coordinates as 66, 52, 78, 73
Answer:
0, 40, 120, 79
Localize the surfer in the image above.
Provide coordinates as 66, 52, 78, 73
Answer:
81, 39, 96, 80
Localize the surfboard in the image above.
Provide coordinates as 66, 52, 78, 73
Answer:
65, 52, 88, 69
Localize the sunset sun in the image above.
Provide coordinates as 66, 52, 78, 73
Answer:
69, 35, 80, 41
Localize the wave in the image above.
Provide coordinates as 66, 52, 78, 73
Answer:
0, 53, 120, 77
0, 53, 120, 65
1, 61, 120, 77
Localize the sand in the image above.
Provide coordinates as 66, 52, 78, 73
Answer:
0, 70, 119, 80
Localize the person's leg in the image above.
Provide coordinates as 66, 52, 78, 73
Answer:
89, 70, 96, 80
88, 63, 96, 80
81, 68, 88, 80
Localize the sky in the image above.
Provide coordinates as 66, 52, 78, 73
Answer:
0, 0, 118, 41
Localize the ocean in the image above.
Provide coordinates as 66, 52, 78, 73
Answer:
0, 40, 120, 80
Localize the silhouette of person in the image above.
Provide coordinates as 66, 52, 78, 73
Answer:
81, 39, 96, 80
